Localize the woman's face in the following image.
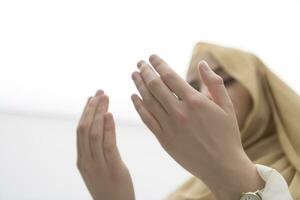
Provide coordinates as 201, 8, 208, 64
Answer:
186, 55, 253, 130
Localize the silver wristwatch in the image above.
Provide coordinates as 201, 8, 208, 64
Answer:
240, 190, 263, 200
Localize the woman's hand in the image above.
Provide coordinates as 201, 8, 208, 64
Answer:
76, 90, 135, 200
131, 55, 264, 200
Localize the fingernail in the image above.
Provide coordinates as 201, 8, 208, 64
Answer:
137, 60, 144, 69
95, 89, 104, 96
131, 94, 137, 102
149, 54, 157, 62
199, 61, 210, 71
138, 63, 148, 74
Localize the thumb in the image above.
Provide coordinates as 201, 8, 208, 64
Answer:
197, 60, 234, 115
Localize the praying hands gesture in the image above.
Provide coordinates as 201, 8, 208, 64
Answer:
76, 54, 264, 200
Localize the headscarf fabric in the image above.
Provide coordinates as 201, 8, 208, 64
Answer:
165, 42, 300, 200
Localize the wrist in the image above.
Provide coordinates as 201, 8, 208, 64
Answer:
210, 151, 265, 200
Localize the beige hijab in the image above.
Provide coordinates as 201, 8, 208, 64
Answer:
165, 42, 300, 200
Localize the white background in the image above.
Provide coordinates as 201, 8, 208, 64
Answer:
0, 0, 300, 199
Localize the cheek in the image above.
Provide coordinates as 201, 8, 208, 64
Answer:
226, 84, 252, 128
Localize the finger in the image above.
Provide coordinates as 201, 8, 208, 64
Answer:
131, 94, 162, 135
131, 71, 167, 121
78, 90, 104, 126
90, 94, 109, 162
77, 96, 93, 160
103, 112, 122, 167
137, 60, 178, 113
79, 94, 102, 161
148, 54, 197, 100
197, 61, 234, 115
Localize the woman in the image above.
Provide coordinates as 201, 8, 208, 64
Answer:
76, 42, 299, 199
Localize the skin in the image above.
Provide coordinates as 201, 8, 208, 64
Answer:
186, 53, 253, 130
76, 54, 264, 200
76, 90, 135, 200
